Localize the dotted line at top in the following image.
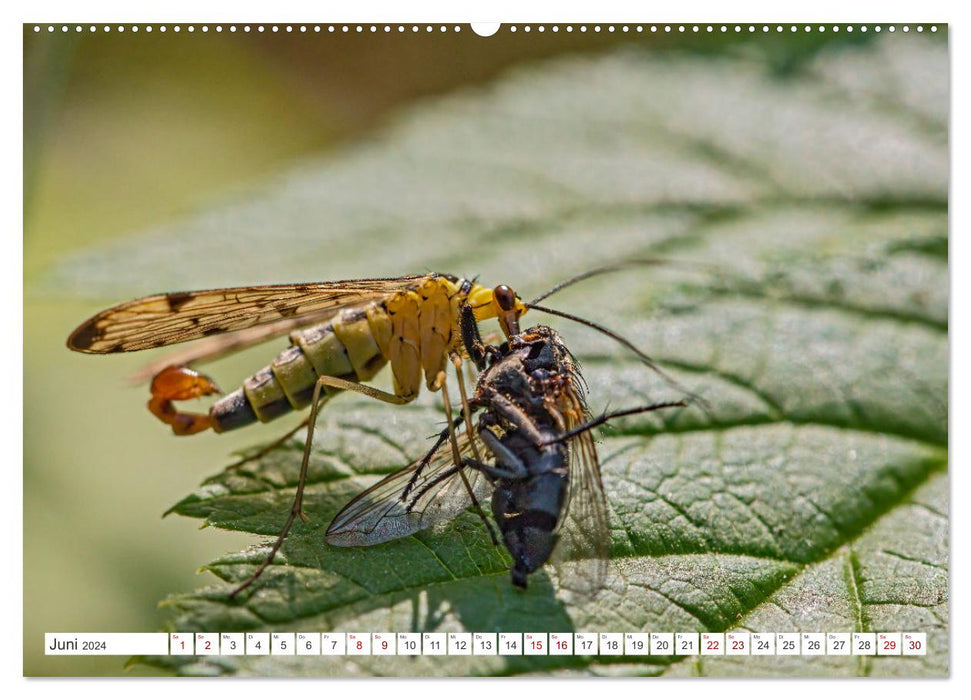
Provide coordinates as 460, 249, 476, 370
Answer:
31, 24, 941, 35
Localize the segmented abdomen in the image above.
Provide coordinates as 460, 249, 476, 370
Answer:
210, 306, 391, 432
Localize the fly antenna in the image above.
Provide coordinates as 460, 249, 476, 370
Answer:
524, 301, 712, 411
527, 257, 717, 306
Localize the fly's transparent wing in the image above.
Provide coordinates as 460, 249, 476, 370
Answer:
326, 428, 489, 546
551, 411, 610, 598
67, 275, 430, 353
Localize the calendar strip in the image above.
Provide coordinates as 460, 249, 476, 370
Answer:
44, 632, 928, 656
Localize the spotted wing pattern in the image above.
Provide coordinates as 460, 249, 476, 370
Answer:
68, 275, 431, 353
127, 310, 340, 382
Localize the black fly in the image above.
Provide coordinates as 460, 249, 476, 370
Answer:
326, 311, 685, 593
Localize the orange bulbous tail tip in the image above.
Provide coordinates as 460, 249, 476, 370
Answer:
148, 366, 219, 436
150, 365, 221, 401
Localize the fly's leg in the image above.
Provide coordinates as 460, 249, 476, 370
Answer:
486, 394, 549, 448
401, 416, 466, 503
540, 400, 688, 445
229, 375, 411, 599
406, 464, 464, 507
148, 365, 220, 436
475, 427, 530, 480
460, 457, 527, 481
435, 369, 500, 547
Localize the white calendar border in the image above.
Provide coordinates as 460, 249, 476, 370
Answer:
10, 0, 962, 695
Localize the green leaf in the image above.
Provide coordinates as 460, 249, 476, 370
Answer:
58, 36, 947, 676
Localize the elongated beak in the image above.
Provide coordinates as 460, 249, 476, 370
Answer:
499, 310, 521, 338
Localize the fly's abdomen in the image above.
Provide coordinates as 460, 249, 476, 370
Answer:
492, 471, 568, 587
210, 306, 393, 433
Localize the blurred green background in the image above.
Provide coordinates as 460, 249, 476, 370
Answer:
23, 24, 874, 676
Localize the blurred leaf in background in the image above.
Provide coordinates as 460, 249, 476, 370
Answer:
25, 26, 946, 677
